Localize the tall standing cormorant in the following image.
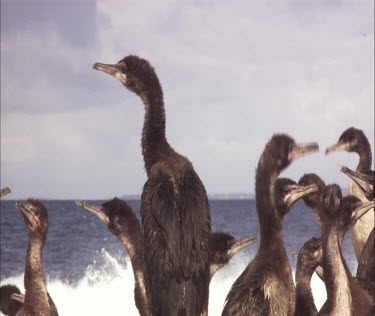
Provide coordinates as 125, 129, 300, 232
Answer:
1, 187, 11, 197
341, 165, 375, 297
337, 195, 375, 298
293, 237, 323, 316
222, 134, 319, 316
94, 55, 211, 316
14, 199, 58, 316
78, 198, 257, 315
314, 185, 373, 315
325, 127, 374, 260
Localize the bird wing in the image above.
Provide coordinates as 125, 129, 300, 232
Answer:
222, 262, 270, 316
141, 169, 211, 315
356, 227, 374, 285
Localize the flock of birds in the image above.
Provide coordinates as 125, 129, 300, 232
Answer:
0, 55, 374, 316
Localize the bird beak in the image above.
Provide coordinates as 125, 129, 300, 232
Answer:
285, 184, 319, 207
15, 201, 38, 230
11, 293, 25, 304
351, 200, 375, 222
288, 142, 319, 162
77, 200, 109, 225
228, 236, 257, 258
93, 62, 127, 84
341, 166, 373, 198
325, 141, 349, 155
292, 251, 299, 259
0, 187, 11, 197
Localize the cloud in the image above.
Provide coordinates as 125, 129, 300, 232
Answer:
1, 105, 146, 199
1, 0, 374, 198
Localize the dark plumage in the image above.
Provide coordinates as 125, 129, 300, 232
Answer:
222, 134, 319, 316
314, 186, 373, 316
0, 187, 11, 198
325, 128, 372, 171
209, 233, 257, 278
341, 165, 374, 203
78, 198, 151, 316
298, 174, 326, 231
339, 196, 375, 295
300, 173, 375, 297
357, 228, 375, 295
14, 199, 58, 316
0, 285, 23, 316
94, 55, 211, 316
274, 178, 318, 220
294, 237, 323, 316
326, 127, 373, 260
79, 198, 257, 315
340, 166, 375, 295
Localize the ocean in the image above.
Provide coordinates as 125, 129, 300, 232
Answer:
0, 199, 357, 315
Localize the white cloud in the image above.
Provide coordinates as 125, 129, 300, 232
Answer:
1, 0, 373, 198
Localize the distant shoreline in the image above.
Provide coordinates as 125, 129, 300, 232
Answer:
0, 189, 350, 201
0, 193, 255, 201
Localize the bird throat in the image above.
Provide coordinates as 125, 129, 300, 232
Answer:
141, 92, 169, 175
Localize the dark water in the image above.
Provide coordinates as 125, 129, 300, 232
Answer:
0, 199, 359, 315
0, 199, 357, 282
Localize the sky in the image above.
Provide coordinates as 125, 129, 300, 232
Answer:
1, 0, 374, 199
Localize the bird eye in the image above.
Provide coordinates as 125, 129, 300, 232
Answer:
283, 188, 290, 193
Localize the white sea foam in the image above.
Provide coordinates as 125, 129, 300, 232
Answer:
0, 250, 328, 316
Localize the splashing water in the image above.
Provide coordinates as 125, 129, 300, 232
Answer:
0, 249, 327, 316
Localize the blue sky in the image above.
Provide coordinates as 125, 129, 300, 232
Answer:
1, 0, 374, 199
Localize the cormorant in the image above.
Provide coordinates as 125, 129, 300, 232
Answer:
298, 174, 326, 231
93, 55, 211, 316
78, 199, 257, 315
0, 285, 23, 316
78, 198, 151, 316
14, 199, 58, 316
273, 178, 318, 220
299, 173, 375, 295
222, 134, 319, 316
315, 185, 373, 315
294, 237, 323, 316
341, 165, 374, 202
293, 252, 324, 283
0, 187, 11, 197
209, 233, 256, 278
338, 195, 375, 298
340, 165, 375, 297
325, 127, 374, 260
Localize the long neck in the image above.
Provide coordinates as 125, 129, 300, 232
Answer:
295, 262, 318, 316
255, 160, 284, 253
24, 237, 49, 308
141, 88, 169, 175
321, 221, 352, 315
117, 231, 151, 316
117, 232, 145, 276
355, 139, 372, 172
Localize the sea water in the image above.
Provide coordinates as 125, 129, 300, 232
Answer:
1, 199, 357, 315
